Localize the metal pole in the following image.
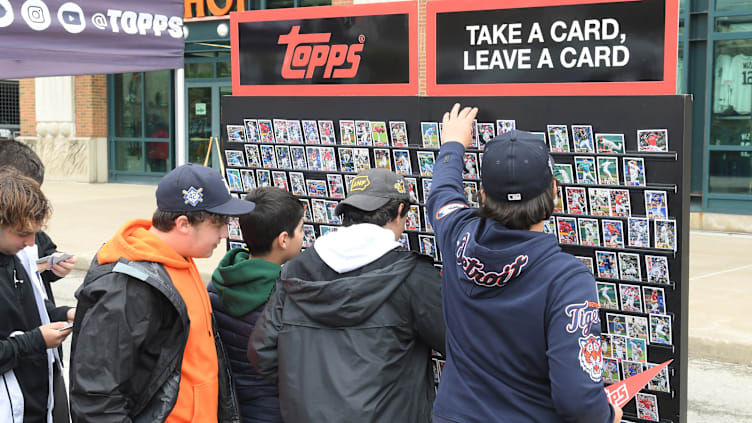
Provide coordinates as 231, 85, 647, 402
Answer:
175, 67, 186, 166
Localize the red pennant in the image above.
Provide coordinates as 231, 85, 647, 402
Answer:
604, 359, 672, 407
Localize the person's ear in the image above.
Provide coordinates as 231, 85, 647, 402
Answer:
277, 231, 290, 250
479, 188, 487, 204
552, 179, 559, 204
397, 203, 406, 217
174, 215, 191, 234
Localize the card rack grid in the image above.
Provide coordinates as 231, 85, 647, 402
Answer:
220, 95, 691, 423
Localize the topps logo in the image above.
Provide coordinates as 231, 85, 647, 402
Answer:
278, 25, 365, 79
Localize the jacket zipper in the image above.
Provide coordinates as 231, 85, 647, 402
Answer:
12, 269, 24, 302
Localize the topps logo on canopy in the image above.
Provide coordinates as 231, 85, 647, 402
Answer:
278, 26, 365, 79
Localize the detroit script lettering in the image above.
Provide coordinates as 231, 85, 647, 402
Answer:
455, 232, 528, 287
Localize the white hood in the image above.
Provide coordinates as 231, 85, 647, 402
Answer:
313, 223, 400, 273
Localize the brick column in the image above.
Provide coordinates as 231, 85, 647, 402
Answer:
75, 75, 108, 138
19, 79, 36, 137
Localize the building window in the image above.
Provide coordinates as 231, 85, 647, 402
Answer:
716, 0, 752, 12
0, 80, 20, 138
114, 73, 143, 138
709, 151, 752, 195
110, 70, 172, 176
710, 39, 752, 143
709, 38, 752, 196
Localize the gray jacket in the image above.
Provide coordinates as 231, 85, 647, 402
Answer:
249, 244, 445, 423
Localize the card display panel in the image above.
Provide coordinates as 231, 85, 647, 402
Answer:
221, 95, 691, 423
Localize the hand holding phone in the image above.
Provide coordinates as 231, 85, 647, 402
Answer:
36, 252, 74, 266
57, 322, 74, 332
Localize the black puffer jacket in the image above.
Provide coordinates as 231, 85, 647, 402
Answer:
209, 284, 281, 422
249, 241, 445, 423
69, 258, 240, 423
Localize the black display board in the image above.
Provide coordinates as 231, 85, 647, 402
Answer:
220, 95, 690, 423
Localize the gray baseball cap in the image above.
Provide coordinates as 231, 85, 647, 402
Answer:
334, 169, 412, 215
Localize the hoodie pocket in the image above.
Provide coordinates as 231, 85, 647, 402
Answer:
191, 380, 219, 423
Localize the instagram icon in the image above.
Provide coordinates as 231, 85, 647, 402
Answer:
21, 0, 50, 30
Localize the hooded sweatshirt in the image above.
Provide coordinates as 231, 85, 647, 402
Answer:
249, 223, 444, 423
96, 219, 219, 423
208, 248, 282, 423
426, 142, 613, 423
210, 248, 279, 317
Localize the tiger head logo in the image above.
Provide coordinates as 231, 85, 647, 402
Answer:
578, 335, 603, 382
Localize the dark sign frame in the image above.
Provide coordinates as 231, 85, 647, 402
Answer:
230, 2, 418, 96
426, 0, 679, 96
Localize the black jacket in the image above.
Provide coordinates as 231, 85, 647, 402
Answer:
0, 253, 69, 422
209, 284, 281, 423
69, 258, 240, 423
249, 246, 445, 423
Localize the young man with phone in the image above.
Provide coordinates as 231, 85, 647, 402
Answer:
0, 170, 75, 422
1, 141, 78, 422
0, 140, 78, 305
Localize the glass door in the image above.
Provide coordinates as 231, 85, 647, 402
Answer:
187, 86, 213, 165
185, 83, 231, 168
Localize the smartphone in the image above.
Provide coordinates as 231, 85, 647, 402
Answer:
36, 253, 74, 266
57, 322, 74, 331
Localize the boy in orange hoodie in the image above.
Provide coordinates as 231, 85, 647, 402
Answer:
69, 164, 252, 423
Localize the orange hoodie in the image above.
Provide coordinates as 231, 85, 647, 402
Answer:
97, 219, 219, 423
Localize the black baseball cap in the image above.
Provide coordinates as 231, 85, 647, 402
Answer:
481, 130, 555, 202
334, 168, 412, 215
156, 163, 255, 215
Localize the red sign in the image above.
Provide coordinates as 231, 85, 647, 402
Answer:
230, 2, 418, 96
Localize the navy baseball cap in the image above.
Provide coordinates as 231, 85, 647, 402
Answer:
481, 130, 555, 202
334, 168, 412, 215
156, 163, 255, 215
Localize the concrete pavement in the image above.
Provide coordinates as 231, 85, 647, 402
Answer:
40, 180, 752, 365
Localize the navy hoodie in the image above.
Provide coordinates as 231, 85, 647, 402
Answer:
426, 142, 613, 423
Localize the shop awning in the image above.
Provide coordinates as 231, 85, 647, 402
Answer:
0, 0, 184, 78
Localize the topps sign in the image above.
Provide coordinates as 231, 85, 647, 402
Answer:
233, 4, 415, 95
277, 25, 365, 79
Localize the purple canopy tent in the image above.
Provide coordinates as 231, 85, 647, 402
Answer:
0, 0, 184, 78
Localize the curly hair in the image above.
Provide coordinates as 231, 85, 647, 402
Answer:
0, 169, 51, 232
